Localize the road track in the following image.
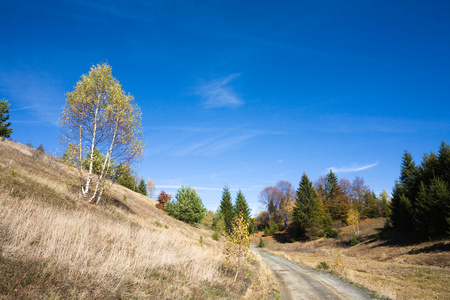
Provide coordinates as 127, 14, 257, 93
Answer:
253, 248, 372, 300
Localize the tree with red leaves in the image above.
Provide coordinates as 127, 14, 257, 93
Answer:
156, 190, 171, 211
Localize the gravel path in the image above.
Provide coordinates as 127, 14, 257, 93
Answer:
253, 248, 372, 300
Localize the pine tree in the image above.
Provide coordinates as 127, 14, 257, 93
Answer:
137, 179, 147, 196
167, 186, 206, 224
293, 173, 325, 239
234, 190, 251, 221
218, 186, 234, 233
0, 99, 13, 138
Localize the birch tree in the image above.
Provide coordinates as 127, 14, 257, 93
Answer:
60, 63, 144, 204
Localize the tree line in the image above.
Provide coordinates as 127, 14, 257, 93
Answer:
390, 141, 450, 238
257, 172, 391, 240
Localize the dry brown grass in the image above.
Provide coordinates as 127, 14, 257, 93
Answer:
252, 219, 450, 300
0, 139, 277, 299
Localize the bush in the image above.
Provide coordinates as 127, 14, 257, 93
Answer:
199, 235, 204, 247
155, 220, 162, 228
316, 261, 330, 270
257, 237, 265, 248
324, 215, 338, 238
263, 223, 282, 236
212, 231, 220, 241
350, 234, 360, 246
36, 143, 45, 153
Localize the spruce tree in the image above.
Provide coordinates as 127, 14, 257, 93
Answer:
0, 99, 13, 138
293, 173, 325, 239
437, 141, 450, 186
218, 186, 234, 233
234, 190, 251, 221
415, 178, 450, 237
390, 151, 418, 231
137, 179, 147, 196
324, 170, 348, 221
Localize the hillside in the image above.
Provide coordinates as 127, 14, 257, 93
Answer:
252, 218, 450, 299
0, 139, 275, 299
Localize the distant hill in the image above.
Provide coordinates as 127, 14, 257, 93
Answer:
0, 139, 274, 299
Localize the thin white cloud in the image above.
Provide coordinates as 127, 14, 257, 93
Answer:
0, 70, 64, 125
196, 74, 244, 108
327, 162, 379, 174
157, 185, 223, 191
9, 105, 40, 112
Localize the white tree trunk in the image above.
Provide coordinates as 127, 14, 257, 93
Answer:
90, 122, 118, 204
82, 97, 100, 198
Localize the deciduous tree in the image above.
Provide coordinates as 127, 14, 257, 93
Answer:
222, 215, 253, 282
276, 180, 295, 230
156, 190, 171, 211
146, 178, 155, 198
60, 63, 144, 204
258, 186, 279, 223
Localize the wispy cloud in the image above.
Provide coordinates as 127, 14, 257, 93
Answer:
195, 74, 244, 108
9, 105, 40, 112
327, 162, 378, 173
157, 185, 224, 191
0, 70, 65, 125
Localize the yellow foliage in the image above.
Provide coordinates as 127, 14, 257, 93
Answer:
347, 207, 360, 236
222, 214, 254, 281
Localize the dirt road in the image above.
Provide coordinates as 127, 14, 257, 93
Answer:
253, 248, 372, 300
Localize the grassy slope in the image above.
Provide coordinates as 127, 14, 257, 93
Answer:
0, 140, 276, 299
252, 218, 450, 299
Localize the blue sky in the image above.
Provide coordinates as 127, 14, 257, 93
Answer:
1, 0, 450, 214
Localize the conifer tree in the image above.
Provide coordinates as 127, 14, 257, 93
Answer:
324, 170, 349, 221
390, 151, 418, 231
0, 99, 13, 138
234, 190, 251, 221
415, 177, 450, 237
137, 179, 147, 196
293, 173, 325, 238
218, 185, 234, 233
437, 141, 450, 185
167, 186, 206, 224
